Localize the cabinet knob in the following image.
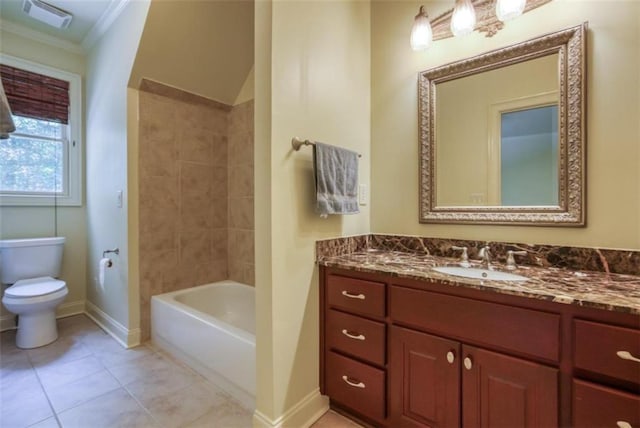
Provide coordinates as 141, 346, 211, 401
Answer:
341, 290, 366, 300
341, 329, 365, 341
617, 351, 640, 363
342, 375, 365, 389
616, 422, 632, 428
446, 351, 455, 364
463, 356, 473, 370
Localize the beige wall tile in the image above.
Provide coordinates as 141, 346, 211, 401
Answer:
180, 162, 214, 197
228, 165, 253, 198
211, 198, 228, 228
228, 229, 253, 263
180, 192, 214, 231
243, 263, 255, 286
228, 197, 253, 229
212, 135, 228, 167
211, 166, 228, 198
178, 128, 214, 164
211, 229, 227, 260
179, 229, 212, 266
140, 175, 179, 213
139, 125, 178, 178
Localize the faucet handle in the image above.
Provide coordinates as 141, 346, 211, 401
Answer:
506, 250, 527, 271
478, 245, 491, 259
451, 246, 470, 267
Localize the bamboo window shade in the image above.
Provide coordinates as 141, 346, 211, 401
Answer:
0, 64, 70, 124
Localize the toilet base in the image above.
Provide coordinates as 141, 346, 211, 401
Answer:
16, 310, 59, 349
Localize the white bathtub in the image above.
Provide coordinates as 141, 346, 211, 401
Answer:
151, 280, 255, 409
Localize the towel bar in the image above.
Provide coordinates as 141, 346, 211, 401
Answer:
291, 137, 362, 158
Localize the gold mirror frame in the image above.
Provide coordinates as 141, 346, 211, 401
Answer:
419, 23, 586, 226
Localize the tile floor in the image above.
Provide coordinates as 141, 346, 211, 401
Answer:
0, 314, 358, 428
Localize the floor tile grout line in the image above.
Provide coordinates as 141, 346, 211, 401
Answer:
120, 382, 164, 427
30, 350, 64, 428
3, 314, 254, 428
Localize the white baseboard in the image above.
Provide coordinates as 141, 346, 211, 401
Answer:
0, 299, 85, 332
58, 300, 85, 318
85, 300, 141, 348
253, 389, 329, 428
0, 313, 17, 331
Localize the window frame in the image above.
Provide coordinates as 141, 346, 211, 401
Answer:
0, 54, 82, 206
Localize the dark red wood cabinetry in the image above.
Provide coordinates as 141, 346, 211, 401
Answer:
389, 326, 460, 427
320, 266, 640, 428
461, 345, 558, 427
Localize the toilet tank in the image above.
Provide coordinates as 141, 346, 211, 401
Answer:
0, 237, 65, 284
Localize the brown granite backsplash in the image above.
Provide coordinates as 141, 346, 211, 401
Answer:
316, 234, 640, 276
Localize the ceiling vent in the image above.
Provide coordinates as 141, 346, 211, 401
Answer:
22, 0, 73, 29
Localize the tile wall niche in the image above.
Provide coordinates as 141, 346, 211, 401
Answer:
138, 81, 254, 340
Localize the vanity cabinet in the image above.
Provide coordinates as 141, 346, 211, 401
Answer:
388, 285, 558, 428
319, 266, 640, 428
573, 320, 640, 427
322, 273, 388, 424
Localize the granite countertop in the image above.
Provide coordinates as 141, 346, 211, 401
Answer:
318, 249, 640, 315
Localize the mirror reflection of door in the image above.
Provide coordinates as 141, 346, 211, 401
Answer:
500, 105, 558, 206
486, 91, 559, 206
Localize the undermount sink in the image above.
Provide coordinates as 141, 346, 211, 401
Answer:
432, 266, 528, 282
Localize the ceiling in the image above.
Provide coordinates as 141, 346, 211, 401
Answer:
0, 0, 114, 45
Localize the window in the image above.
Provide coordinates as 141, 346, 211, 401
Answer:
0, 55, 82, 206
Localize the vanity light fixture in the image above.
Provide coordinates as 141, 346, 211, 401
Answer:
410, 5, 433, 51
451, 0, 477, 36
496, 0, 526, 21
412, 0, 552, 49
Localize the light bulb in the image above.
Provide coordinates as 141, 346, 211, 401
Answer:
410, 6, 433, 51
451, 0, 476, 37
496, 0, 526, 22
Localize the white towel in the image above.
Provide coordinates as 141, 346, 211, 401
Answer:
313, 142, 359, 217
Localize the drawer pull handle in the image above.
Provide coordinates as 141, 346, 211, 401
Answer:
341, 329, 365, 341
446, 351, 455, 364
342, 376, 365, 389
463, 356, 473, 370
616, 422, 632, 428
617, 351, 640, 363
341, 291, 365, 300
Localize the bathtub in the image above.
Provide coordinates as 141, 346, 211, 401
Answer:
151, 280, 255, 409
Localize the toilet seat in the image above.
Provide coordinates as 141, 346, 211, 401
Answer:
4, 277, 66, 298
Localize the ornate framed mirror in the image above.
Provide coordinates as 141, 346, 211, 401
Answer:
419, 23, 586, 226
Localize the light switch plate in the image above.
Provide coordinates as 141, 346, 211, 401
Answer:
358, 184, 368, 205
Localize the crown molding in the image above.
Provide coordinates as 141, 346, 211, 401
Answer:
0, 19, 84, 55
81, 0, 130, 51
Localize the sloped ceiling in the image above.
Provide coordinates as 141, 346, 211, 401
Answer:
130, 0, 254, 106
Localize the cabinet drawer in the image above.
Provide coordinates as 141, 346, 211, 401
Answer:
326, 351, 386, 421
574, 319, 640, 385
327, 275, 385, 318
390, 285, 560, 362
327, 309, 386, 366
573, 379, 640, 427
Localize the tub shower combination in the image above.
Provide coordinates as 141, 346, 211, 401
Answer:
151, 280, 255, 409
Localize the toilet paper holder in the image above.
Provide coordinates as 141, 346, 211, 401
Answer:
102, 248, 119, 260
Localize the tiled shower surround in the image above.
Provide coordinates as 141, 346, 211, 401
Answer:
138, 81, 254, 340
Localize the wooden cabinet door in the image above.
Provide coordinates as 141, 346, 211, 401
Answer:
462, 345, 558, 428
389, 326, 460, 428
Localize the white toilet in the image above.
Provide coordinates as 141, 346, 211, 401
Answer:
1, 237, 68, 349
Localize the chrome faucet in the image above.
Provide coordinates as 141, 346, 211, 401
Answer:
478, 245, 492, 270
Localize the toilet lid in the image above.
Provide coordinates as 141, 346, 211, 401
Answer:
5, 277, 66, 298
